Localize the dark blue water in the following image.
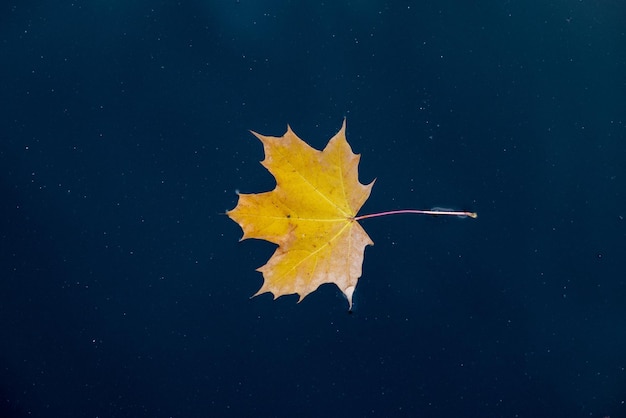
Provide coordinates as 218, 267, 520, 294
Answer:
1, 2, 625, 417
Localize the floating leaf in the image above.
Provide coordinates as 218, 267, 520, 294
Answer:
228, 120, 476, 309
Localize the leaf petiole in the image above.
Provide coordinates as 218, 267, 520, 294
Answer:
354, 209, 477, 221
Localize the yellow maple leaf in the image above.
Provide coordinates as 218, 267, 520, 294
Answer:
228, 120, 476, 310
227, 119, 371, 309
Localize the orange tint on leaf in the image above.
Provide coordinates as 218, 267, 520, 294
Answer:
227, 120, 373, 309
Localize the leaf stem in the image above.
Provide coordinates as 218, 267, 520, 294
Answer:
354, 209, 477, 221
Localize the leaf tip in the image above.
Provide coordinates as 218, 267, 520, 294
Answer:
251, 284, 270, 300
344, 285, 356, 311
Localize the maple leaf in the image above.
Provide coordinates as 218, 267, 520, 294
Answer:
227, 120, 372, 309
228, 120, 476, 309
